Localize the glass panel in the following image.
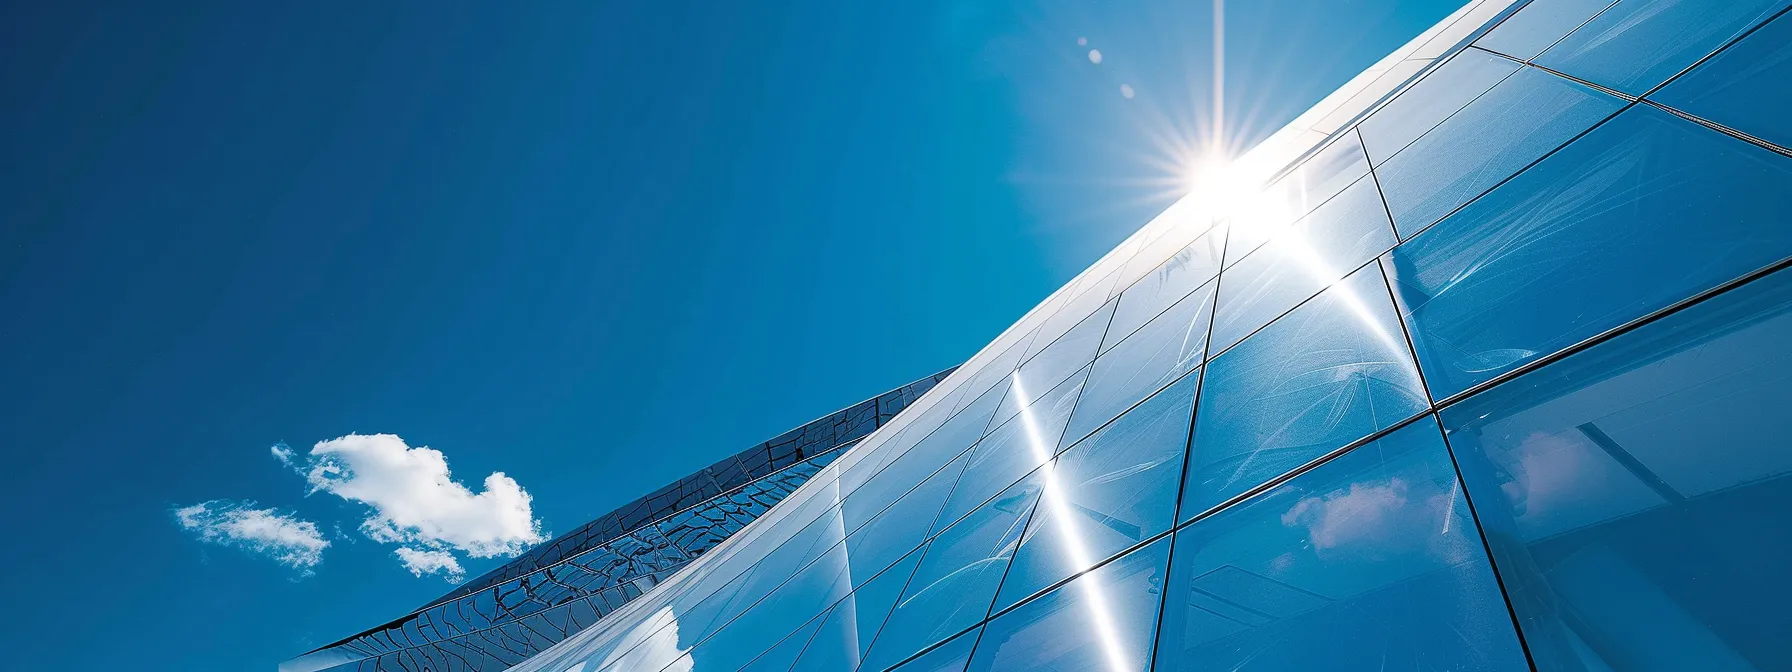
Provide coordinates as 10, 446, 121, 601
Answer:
995, 372, 1197, 611
741, 608, 829, 672
1157, 418, 1529, 672
1476, 0, 1618, 60
1210, 175, 1398, 353
1064, 280, 1213, 447
1653, 12, 1792, 150
1006, 300, 1110, 422
1376, 65, 1626, 238
845, 381, 1007, 526
1387, 105, 1792, 401
1359, 49, 1523, 165
887, 627, 980, 672
862, 473, 1043, 672
1534, 0, 1788, 96
966, 537, 1171, 672
1441, 265, 1792, 672
1223, 134, 1371, 266
1108, 228, 1225, 346
1183, 263, 1429, 520
786, 546, 925, 672
935, 368, 1086, 533
841, 451, 969, 584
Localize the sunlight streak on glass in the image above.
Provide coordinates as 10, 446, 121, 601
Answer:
1011, 372, 1131, 672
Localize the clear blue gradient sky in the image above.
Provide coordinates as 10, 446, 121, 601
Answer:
0, 0, 1462, 668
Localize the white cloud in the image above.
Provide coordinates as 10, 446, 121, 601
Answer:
302, 433, 545, 562
174, 500, 329, 573
270, 442, 296, 467
395, 547, 465, 581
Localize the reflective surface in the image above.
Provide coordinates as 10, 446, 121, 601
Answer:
307, 3, 1792, 670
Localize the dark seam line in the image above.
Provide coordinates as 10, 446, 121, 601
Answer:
1524, 61, 1639, 102
1374, 47, 1527, 171
1438, 253, 1792, 407
1642, 100, 1792, 159
1431, 413, 1542, 672
1204, 252, 1390, 365
1578, 422, 1687, 503
1372, 255, 1437, 407
1147, 364, 1209, 672
1639, 3, 1792, 101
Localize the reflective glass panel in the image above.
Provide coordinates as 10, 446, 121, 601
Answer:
841, 451, 969, 584
1183, 264, 1429, 520
1376, 65, 1625, 238
1652, 12, 1792, 150
1013, 300, 1113, 401
1476, 0, 1617, 60
967, 537, 1172, 672
996, 372, 1197, 611
1064, 279, 1212, 446
787, 547, 925, 672
862, 473, 1042, 672
1223, 134, 1371, 266
1388, 105, 1792, 400
887, 628, 979, 672
1211, 175, 1398, 353
1442, 265, 1792, 672
1157, 417, 1529, 672
935, 368, 1085, 532
1535, 0, 1788, 96
1108, 229, 1225, 346
741, 609, 829, 672
1359, 49, 1522, 164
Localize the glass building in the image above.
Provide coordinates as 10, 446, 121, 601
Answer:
280, 370, 955, 672
308, 0, 1792, 669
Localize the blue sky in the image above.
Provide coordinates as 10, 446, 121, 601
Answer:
0, 0, 1463, 668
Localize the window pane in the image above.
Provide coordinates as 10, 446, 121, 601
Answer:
1157, 417, 1528, 672
1223, 134, 1371, 266
1359, 49, 1522, 164
1064, 280, 1213, 447
995, 372, 1197, 611
1652, 12, 1792, 150
967, 537, 1172, 672
739, 608, 829, 672
887, 627, 980, 672
1441, 265, 1792, 672
787, 546, 925, 671
1476, 0, 1617, 60
1535, 0, 1788, 96
1387, 105, 1792, 400
1210, 175, 1398, 353
1183, 263, 1429, 520
1108, 228, 1225, 346
841, 450, 969, 583
862, 472, 1043, 672
1376, 65, 1625, 238
934, 368, 1086, 533
1013, 300, 1113, 406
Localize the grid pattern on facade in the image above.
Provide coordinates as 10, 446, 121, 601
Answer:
486, 1, 1792, 671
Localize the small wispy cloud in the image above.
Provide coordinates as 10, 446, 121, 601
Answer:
270, 441, 296, 467
394, 547, 465, 581
174, 500, 330, 574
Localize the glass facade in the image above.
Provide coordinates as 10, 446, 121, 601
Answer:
280, 370, 954, 672
311, 0, 1792, 669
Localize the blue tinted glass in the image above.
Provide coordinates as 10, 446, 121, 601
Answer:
935, 368, 1085, 532
787, 547, 925, 671
1441, 266, 1792, 672
1183, 264, 1428, 520
1210, 176, 1397, 353
951, 335, 1032, 415
700, 547, 924, 672
1535, 0, 1788, 96
1376, 66, 1625, 238
1109, 229, 1225, 345
1653, 12, 1792, 150
967, 536, 1171, 672
1388, 105, 1792, 400
842, 451, 969, 582
1016, 299, 1113, 397
863, 473, 1042, 672
887, 627, 980, 672
1224, 134, 1371, 266
1476, 0, 1618, 60
740, 609, 828, 672
1064, 280, 1212, 446
995, 373, 1196, 610
1158, 417, 1528, 672
1360, 49, 1522, 164
847, 382, 1006, 523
